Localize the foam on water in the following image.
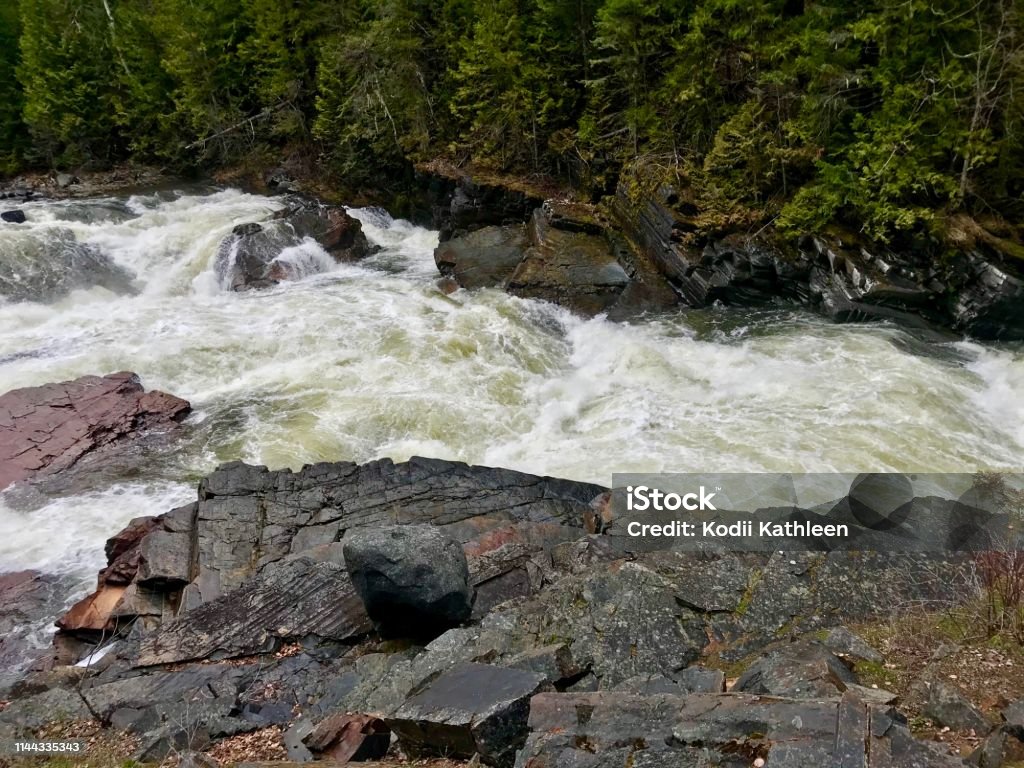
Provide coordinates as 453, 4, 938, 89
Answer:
0, 187, 1021, 592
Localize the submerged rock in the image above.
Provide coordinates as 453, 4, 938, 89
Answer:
0, 372, 190, 492
0, 227, 136, 302
344, 524, 473, 639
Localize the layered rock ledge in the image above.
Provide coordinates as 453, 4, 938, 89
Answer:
423, 165, 1024, 338
0, 457, 996, 766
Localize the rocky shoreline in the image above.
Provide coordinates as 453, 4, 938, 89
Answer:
2, 162, 1022, 339
1, 445, 1020, 766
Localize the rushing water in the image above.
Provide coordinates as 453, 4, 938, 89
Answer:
0, 187, 1022, 599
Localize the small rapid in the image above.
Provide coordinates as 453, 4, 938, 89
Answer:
0, 187, 1021, 594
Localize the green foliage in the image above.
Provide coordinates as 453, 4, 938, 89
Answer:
18, 0, 121, 167
1, 0, 1021, 243
0, 1, 25, 173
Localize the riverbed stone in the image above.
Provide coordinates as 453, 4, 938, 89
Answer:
507, 208, 630, 315
0, 372, 190, 492
1, 210, 25, 223
343, 524, 473, 638
434, 225, 528, 289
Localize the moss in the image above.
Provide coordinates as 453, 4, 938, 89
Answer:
735, 569, 764, 617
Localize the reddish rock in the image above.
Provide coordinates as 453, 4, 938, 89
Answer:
0, 372, 190, 491
303, 713, 390, 762
56, 584, 127, 634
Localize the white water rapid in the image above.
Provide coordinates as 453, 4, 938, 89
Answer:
0, 187, 1021, 616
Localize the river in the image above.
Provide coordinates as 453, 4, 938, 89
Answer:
0, 186, 1021, 607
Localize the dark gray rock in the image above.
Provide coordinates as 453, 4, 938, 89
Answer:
420, 171, 542, 242
507, 208, 630, 316
826, 626, 885, 663
0, 687, 91, 733
0, 571, 67, 695
344, 524, 472, 638
1, 210, 25, 223
215, 200, 370, 291
612, 667, 725, 695
613, 170, 1024, 339
136, 530, 190, 586
1003, 698, 1024, 735
0, 227, 136, 302
434, 225, 528, 289
518, 691, 967, 768
925, 680, 991, 734
136, 558, 371, 666
733, 641, 857, 698
387, 662, 548, 768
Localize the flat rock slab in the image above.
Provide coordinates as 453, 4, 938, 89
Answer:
388, 662, 548, 768
0, 371, 190, 490
136, 558, 371, 666
518, 691, 968, 768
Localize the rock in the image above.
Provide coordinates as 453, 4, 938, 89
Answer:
612, 667, 725, 695
612, 168, 1024, 339
180, 752, 220, 768
302, 713, 390, 762
825, 626, 884, 663
518, 690, 967, 768
733, 641, 857, 698
136, 558, 372, 666
0, 571, 65, 695
971, 726, 1024, 768
0, 687, 92, 733
950, 248, 1024, 340
416, 167, 543, 242
1, 210, 25, 223
0, 226, 136, 302
1003, 698, 1024, 735
344, 524, 473, 638
215, 200, 370, 291
279, 203, 369, 260
387, 662, 548, 768
55, 172, 77, 189
506, 208, 630, 315
925, 679, 992, 734
0, 372, 190, 492
434, 225, 528, 290
136, 530, 191, 587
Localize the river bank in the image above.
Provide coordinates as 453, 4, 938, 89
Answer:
7, 158, 1021, 341
0, 179, 1021, 765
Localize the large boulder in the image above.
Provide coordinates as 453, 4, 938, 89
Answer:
506, 207, 631, 315
0, 372, 190, 491
343, 524, 473, 638
1, 210, 26, 223
215, 200, 370, 291
434, 225, 528, 290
